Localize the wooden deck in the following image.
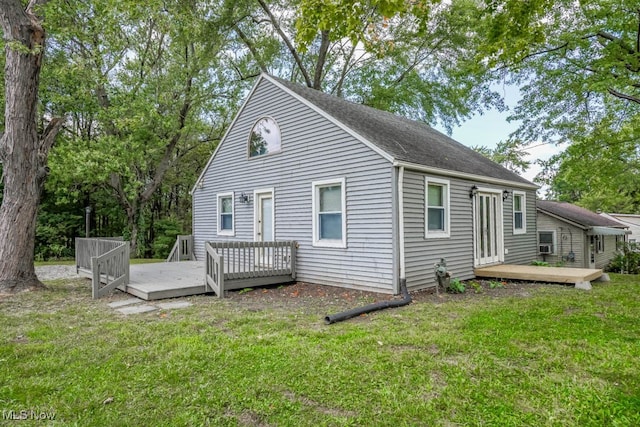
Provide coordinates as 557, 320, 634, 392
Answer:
122, 261, 206, 300
475, 264, 603, 286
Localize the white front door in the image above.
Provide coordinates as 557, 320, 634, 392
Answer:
474, 191, 504, 266
255, 190, 274, 242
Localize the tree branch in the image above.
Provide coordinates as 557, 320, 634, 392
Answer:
39, 117, 64, 157
256, 0, 312, 87
234, 24, 268, 73
313, 30, 330, 89
607, 87, 640, 104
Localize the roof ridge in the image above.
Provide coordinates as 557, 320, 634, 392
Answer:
265, 73, 536, 188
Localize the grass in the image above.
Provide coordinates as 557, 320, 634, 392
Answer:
1, 275, 639, 426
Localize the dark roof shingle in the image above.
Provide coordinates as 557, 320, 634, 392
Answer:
537, 200, 627, 228
269, 75, 535, 187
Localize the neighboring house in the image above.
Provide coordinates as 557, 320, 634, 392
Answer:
536, 201, 629, 269
192, 74, 538, 294
600, 213, 640, 244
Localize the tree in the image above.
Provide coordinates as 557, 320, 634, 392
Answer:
478, 1, 640, 209
227, 0, 504, 131
0, 0, 63, 292
536, 118, 640, 212
42, 0, 240, 255
471, 139, 530, 174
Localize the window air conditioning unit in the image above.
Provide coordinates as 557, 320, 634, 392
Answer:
539, 245, 553, 254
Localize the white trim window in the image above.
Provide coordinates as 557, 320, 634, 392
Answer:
425, 177, 450, 238
538, 231, 555, 254
312, 178, 346, 248
513, 191, 526, 234
217, 192, 235, 236
248, 116, 282, 158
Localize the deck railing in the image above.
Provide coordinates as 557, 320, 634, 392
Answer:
75, 237, 130, 299
166, 235, 195, 262
205, 241, 297, 297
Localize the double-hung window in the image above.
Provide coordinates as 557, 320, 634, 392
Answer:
513, 191, 526, 234
425, 177, 450, 238
217, 192, 234, 236
312, 178, 346, 248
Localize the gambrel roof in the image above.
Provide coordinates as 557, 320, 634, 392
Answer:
267, 75, 535, 187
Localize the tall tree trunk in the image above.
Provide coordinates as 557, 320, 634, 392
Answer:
0, 0, 62, 292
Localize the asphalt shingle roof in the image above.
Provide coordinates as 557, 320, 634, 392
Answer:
537, 200, 627, 228
269, 75, 535, 187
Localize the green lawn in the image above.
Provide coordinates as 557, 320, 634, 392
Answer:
1, 275, 639, 426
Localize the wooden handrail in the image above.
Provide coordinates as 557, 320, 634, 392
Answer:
75, 237, 130, 299
166, 235, 195, 262
204, 241, 297, 297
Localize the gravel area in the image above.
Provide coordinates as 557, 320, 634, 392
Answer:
36, 265, 79, 281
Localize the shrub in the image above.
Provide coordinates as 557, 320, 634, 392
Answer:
447, 278, 466, 294
531, 260, 549, 267
607, 242, 640, 274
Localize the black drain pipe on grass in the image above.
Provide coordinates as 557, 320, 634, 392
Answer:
324, 278, 412, 325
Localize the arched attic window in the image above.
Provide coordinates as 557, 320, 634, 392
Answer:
249, 117, 281, 158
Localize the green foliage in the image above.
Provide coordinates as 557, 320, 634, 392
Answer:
468, 280, 484, 294
478, 1, 640, 211
607, 242, 640, 274
150, 218, 184, 259
531, 260, 550, 267
447, 277, 466, 294
471, 139, 530, 174
488, 280, 504, 289
536, 120, 640, 210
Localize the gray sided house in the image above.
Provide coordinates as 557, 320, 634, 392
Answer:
537, 201, 629, 269
600, 213, 640, 244
192, 74, 538, 294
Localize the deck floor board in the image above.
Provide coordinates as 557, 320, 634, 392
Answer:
124, 261, 206, 300
475, 264, 603, 284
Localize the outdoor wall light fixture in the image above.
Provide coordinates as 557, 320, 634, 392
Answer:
240, 192, 249, 204
469, 185, 478, 198
502, 190, 511, 201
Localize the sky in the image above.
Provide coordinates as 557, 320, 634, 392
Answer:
434, 84, 565, 186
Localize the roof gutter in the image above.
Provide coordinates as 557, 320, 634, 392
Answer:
393, 160, 539, 190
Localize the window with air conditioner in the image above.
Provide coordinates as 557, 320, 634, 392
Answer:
538, 231, 555, 254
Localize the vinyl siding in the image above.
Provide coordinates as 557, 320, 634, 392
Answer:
403, 172, 474, 289
192, 78, 394, 292
594, 235, 620, 270
403, 171, 537, 290
503, 189, 538, 264
536, 213, 587, 267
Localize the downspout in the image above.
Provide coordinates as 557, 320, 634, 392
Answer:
324, 166, 411, 325
398, 166, 406, 282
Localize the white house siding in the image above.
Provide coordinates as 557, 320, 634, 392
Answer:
192, 78, 395, 292
402, 171, 537, 290
536, 213, 587, 267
